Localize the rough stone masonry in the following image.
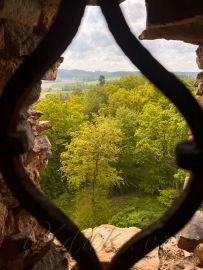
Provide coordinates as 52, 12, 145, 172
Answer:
0, 1, 69, 269
0, 0, 202, 269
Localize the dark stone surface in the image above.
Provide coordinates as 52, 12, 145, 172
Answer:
0, 229, 35, 258
140, 1, 203, 45
178, 211, 203, 252
139, 16, 203, 45
88, 0, 125, 5
30, 244, 68, 270
145, 0, 203, 25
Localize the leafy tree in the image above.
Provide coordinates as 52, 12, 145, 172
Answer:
71, 89, 84, 98
34, 95, 85, 199
57, 92, 70, 102
158, 189, 177, 208
71, 188, 112, 229
113, 74, 149, 90
180, 77, 196, 95
109, 206, 159, 229
112, 107, 140, 189
98, 75, 105, 86
134, 96, 188, 195
84, 86, 109, 116
109, 193, 166, 229
60, 117, 123, 228
34, 75, 192, 222
106, 85, 154, 115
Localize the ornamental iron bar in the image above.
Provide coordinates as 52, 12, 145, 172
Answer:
0, 0, 202, 269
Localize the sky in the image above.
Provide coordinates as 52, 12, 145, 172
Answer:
60, 0, 199, 72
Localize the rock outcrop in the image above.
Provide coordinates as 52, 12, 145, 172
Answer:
139, 1, 203, 44
140, 3, 203, 267
67, 224, 203, 270
0, 1, 67, 269
178, 211, 203, 253
69, 224, 159, 270
0, 106, 69, 269
194, 243, 203, 267
196, 45, 203, 110
88, 0, 125, 5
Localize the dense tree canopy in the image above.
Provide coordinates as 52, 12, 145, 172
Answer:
34, 94, 85, 199
60, 116, 123, 228
35, 75, 194, 228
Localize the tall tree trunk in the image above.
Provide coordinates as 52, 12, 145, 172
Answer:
176, 178, 180, 196
91, 156, 99, 223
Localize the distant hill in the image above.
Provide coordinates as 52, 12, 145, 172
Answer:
173, 72, 198, 78
55, 69, 197, 82
57, 69, 141, 81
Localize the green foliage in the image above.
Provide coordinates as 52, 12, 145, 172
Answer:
84, 86, 109, 115
174, 168, 189, 183
109, 192, 166, 228
34, 95, 85, 199
113, 74, 149, 90
35, 74, 193, 229
112, 107, 140, 189
71, 89, 84, 97
60, 116, 123, 227
109, 207, 158, 229
158, 189, 177, 208
51, 82, 89, 90
72, 188, 112, 229
52, 192, 75, 217
60, 117, 123, 190
180, 77, 196, 95
134, 93, 188, 193
98, 75, 105, 86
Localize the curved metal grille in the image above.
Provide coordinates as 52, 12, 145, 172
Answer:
0, 0, 202, 269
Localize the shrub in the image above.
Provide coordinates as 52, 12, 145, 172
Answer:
109, 206, 159, 229
52, 192, 75, 217
158, 189, 177, 208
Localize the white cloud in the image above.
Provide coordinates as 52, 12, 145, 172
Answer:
60, 0, 199, 72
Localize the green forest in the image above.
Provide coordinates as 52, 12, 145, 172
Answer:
35, 74, 195, 230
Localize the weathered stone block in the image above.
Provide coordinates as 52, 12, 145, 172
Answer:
0, 201, 8, 246
196, 82, 203, 96
0, 0, 41, 27
0, 57, 22, 95
178, 211, 203, 252
197, 96, 203, 109
28, 109, 43, 121
88, 0, 125, 5
0, 173, 19, 209
194, 72, 203, 87
0, 22, 4, 49
36, 121, 52, 134
196, 45, 203, 69
34, 4, 59, 35
71, 225, 159, 270
194, 243, 203, 267
22, 82, 42, 108
4, 21, 40, 56
42, 57, 63, 81
140, 19, 203, 45
0, 228, 36, 258
32, 244, 68, 270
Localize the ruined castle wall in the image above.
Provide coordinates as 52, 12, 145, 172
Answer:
0, 1, 68, 269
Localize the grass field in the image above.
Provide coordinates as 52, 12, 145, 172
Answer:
41, 77, 120, 92
110, 191, 166, 217
109, 191, 167, 228
39, 90, 72, 100
50, 80, 98, 90
52, 190, 167, 229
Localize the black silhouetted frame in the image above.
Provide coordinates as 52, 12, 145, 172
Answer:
0, 0, 202, 269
